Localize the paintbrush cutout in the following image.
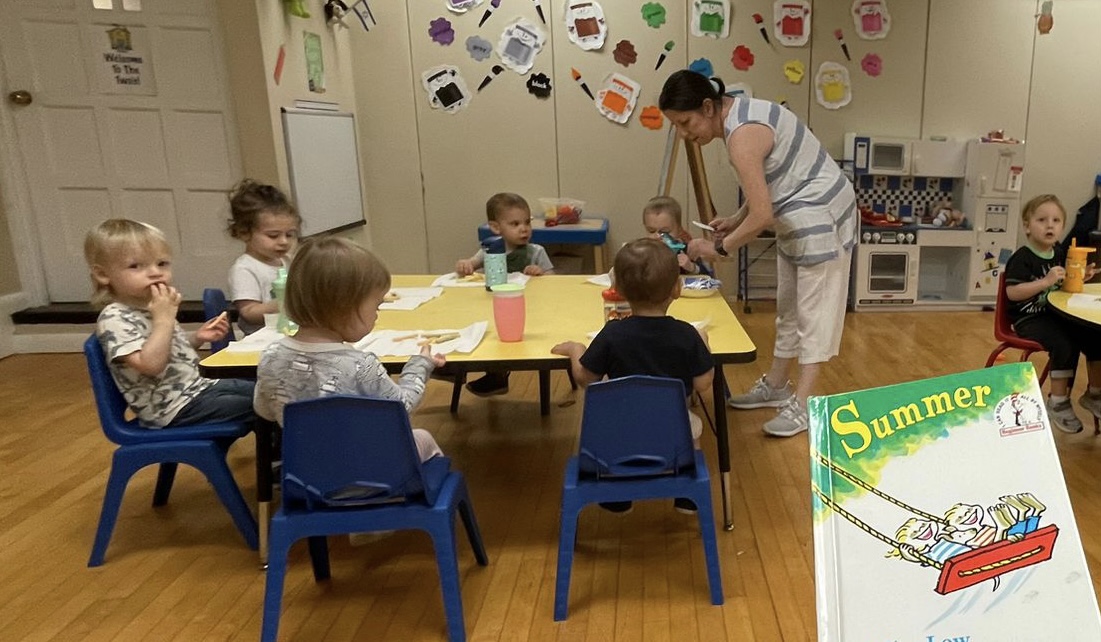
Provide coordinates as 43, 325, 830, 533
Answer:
478, 0, 500, 28
834, 29, 851, 61
655, 40, 674, 70
570, 67, 594, 100
532, 0, 545, 24
752, 13, 770, 45
477, 64, 504, 91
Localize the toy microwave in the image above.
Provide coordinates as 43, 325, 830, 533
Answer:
844, 133, 912, 176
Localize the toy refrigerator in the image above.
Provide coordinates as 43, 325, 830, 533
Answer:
961, 140, 1025, 305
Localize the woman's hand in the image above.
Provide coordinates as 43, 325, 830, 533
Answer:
687, 237, 718, 261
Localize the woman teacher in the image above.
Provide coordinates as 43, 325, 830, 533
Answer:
659, 70, 857, 438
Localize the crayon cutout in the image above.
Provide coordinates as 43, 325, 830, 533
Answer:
655, 40, 674, 70
834, 28, 851, 61
570, 67, 594, 101
752, 13, 770, 45
477, 64, 504, 91
478, 0, 501, 28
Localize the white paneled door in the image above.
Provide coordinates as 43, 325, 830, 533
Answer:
0, 0, 241, 301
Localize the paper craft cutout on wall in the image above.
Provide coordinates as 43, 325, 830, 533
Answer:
834, 29, 851, 61
532, 0, 546, 24
274, 44, 286, 84
641, 2, 666, 28
429, 17, 455, 45
466, 35, 493, 61
688, 58, 714, 78
731, 45, 754, 71
478, 0, 500, 28
815, 62, 851, 109
655, 41, 674, 70
284, 0, 310, 19
422, 65, 472, 113
446, 0, 484, 14
527, 72, 552, 98
324, 1, 349, 27
1037, 1, 1053, 34
570, 67, 594, 100
304, 31, 325, 93
498, 19, 546, 74
752, 14, 770, 45
852, 0, 891, 40
565, 1, 608, 51
639, 106, 663, 130
595, 73, 640, 124
351, 1, 377, 31
613, 40, 637, 67
691, 0, 730, 39
861, 53, 882, 77
477, 64, 504, 91
773, 1, 811, 47
783, 59, 805, 83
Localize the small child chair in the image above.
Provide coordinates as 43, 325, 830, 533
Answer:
985, 273, 1050, 384
261, 395, 489, 642
554, 375, 723, 621
83, 335, 258, 566
201, 288, 231, 353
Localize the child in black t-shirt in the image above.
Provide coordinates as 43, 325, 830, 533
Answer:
552, 238, 713, 514
1004, 194, 1101, 434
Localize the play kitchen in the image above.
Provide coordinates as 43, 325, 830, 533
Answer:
843, 133, 1025, 310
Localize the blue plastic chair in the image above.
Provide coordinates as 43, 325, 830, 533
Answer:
201, 287, 231, 353
83, 335, 258, 566
554, 376, 723, 620
261, 395, 489, 642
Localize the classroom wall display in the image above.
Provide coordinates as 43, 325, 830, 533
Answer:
815, 62, 851, 109
809, 363, 1101, 641
466, 35, 493, 60
446, 0, 484, 14
595, 73, 640, 124
690, 0, 730, 39
428, 16, 455, 45
641, 2, 666, 29
281, 109, 367, 235
852, 0, 891, 40
773, 0, 811, 47
498, 18, 546, 73
564, 1, 608, 51
421, 64, 472, 113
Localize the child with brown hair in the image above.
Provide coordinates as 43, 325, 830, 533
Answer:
85, 219, 255, 428
1004, 193, 1101, 434
226, 179, 302, 335
456, 192, 555, 396
551, 238, 713, 514
253, 237, 445, 461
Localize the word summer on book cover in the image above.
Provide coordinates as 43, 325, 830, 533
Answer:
808, 363, 1101, 641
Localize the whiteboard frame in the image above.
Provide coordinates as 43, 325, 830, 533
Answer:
280, 108, 367, 236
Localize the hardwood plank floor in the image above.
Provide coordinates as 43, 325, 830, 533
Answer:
2, 304, 1098, 641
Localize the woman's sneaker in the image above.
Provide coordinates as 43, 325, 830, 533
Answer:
728, 375, 794, 409
1048, 398, 1083, 434
763, 397, 808, 437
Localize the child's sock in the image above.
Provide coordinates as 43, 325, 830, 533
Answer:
1049, 394, 1069, 404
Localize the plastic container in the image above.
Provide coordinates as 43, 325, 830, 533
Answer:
490, 283, 525, 342
601, 287, 631, 323
1063, 238, 1095, 293
483, 235, 507, 292
538, 197, 584, 227
271, 267, 298, 335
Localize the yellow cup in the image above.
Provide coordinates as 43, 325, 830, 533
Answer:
1063, 239, 1095, 293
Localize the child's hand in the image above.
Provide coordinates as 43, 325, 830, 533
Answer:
147, 283, 182, 323
455, 259, 475, 276
1045, 266, 1066, 287
419, 343, 447, 367
677, 253, 696, 273
523, 265, 544, 276
1086, 263, 1097, 282
195, 311, 229, 345
551, 341, 585, 359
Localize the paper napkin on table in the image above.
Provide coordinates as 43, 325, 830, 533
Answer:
379, 287, 444, 311
432, 272, 531, 288
354, 321, 488, 356
1067, 293, 1101, 310
585, 273, 612, 287
223, 326, 284, 353
585, 318, 709, 340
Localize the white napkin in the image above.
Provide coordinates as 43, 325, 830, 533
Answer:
1067, 293, 1101, 311
585, 318, 709, 339
223, 326, 284, 353
432, 272, 531, 288
379, 287, 444, 311
354, 321, 488, 356
586, 273, 612, 287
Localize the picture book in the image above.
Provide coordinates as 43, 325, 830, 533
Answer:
809, 362, 1101, 641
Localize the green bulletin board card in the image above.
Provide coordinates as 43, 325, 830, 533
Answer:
304, 31, 324, 93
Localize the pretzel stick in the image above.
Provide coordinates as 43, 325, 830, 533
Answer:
417, 332, 460, 346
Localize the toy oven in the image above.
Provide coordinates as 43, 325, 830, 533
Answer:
854, 243, 919, 308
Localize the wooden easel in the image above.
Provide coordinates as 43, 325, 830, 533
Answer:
658, 125, 717, 225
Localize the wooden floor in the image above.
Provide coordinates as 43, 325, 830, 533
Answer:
3, 303, 1101, 641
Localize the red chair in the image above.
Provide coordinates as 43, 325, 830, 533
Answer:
986, 273, 1051, 384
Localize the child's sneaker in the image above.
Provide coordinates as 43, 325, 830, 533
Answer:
728, 375, 794, 409
1048, 398, 1084, 434
598, 501, 633, 515
673, 498, 697, 515
763, 397, 808, 437
1078, 391, 1101, 420
466, 372, 510, 397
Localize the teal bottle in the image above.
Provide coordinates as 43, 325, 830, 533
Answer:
483, 236, 507, 292
272, 267, 298, 335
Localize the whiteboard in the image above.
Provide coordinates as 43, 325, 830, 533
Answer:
280, 109, 367, 235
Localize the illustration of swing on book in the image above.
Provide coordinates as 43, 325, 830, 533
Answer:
813, 452, 1060, 595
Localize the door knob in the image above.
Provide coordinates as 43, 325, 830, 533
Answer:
8, 90, 33, 106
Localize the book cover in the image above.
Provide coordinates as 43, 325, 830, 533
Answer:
809, 362, 1101, 641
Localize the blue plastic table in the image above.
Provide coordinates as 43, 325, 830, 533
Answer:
477, 217, 610, 272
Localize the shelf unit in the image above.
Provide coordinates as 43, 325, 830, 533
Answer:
737, 233, 777, 313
